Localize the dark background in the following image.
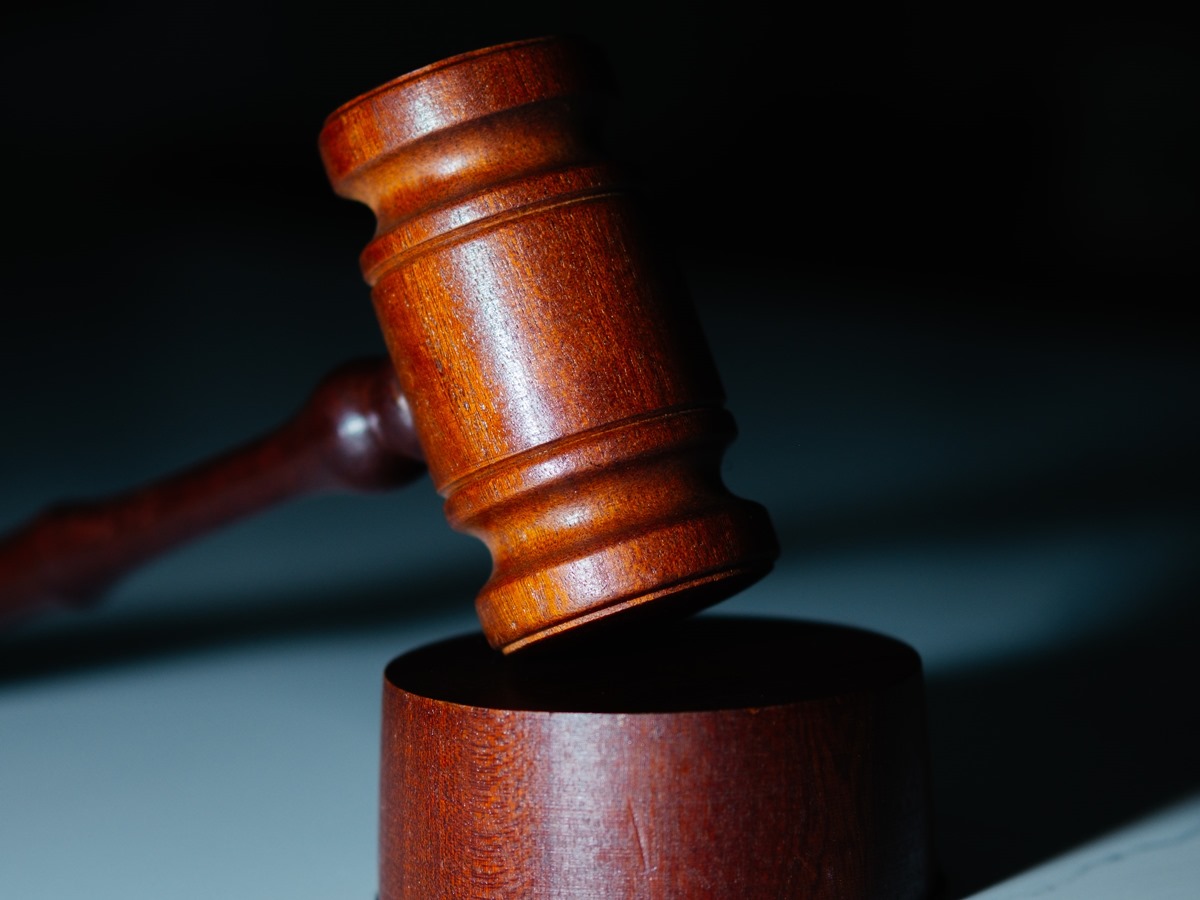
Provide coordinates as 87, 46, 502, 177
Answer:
2, 4, 1198, 897
3, 4, 1196, 360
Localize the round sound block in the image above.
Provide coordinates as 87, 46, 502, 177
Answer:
380, 616, 939, 899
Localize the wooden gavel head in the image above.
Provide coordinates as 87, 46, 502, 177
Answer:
319, 37, 778, 653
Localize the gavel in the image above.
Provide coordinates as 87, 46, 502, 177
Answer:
0, 36, 777, 653
3, 38, 939, 898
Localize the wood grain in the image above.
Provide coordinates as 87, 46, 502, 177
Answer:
380, 616, 940, 899
320, 37, 779, 652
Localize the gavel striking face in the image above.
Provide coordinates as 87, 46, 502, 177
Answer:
319, 36, 778, 652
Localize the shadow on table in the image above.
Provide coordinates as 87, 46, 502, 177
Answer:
0, 566, 484, 687
925, 562, 1200, 897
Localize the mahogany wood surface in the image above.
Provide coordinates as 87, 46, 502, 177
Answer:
321, 36, 779, 652
0, 358, 423, 625
381, 616, 939, 899
1, 36, 777, 650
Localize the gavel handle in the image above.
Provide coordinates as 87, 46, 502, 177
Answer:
0, 357, 425, 626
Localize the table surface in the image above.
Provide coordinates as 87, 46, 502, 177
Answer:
2, 272, 1197, 898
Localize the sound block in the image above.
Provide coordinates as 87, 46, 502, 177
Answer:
380, 616, 939, 899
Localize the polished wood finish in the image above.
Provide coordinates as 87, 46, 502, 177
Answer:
0, 37, 777, 649
381, 616, 939, 899
0, 358, 423, 625
321, 37, 778, 652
